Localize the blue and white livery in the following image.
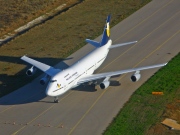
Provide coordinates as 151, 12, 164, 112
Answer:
21, 15, 167, 103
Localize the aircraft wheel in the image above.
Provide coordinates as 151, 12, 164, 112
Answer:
54, 97, 59, 103
54, 99, 59, 103
91, 84, 96, 88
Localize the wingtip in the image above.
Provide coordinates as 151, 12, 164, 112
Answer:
132, 41, 138, 43
21, 55, 27, 60
161, 62, 168, 67
131, 41, 138, 44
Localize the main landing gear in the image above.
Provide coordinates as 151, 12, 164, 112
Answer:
90, 81, 97, 87
54, 96, 59, 103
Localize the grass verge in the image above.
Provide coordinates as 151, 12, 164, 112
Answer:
0, 0, 80, 36
104, 53, 180, 135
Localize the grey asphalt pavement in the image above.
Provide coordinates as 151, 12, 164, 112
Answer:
0, 0, 180, 135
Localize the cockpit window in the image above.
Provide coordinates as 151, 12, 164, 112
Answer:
50, 80, 57, 83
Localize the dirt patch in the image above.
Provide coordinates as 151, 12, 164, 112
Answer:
147, 99, 180, 135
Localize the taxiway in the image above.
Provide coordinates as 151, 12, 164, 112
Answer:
0, 0, 180, 135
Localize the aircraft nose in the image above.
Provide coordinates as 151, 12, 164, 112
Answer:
45, 88, 53, 97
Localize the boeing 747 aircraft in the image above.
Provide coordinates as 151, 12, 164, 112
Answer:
21, 15, 167, 103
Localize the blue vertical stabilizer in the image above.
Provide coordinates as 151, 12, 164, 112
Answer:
100, 15, 111, 46
86, 15, 111, 47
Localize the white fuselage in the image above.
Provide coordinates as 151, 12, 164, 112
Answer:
46, 39, 112, 97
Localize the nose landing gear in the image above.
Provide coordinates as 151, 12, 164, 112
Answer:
54, 96, 59, 103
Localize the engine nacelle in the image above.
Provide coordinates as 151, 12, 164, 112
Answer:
130, 71, 141, 82
26, 66, 37, 76
99, 81, 110, 89
40, 75, 49, 85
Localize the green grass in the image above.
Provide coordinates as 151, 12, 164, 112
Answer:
104, 53, 180, 135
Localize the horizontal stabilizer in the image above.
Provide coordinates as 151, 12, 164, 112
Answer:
86, 39, 101, 48
109, 41, 137, 49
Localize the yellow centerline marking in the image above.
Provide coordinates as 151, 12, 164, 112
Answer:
68, 88, 108, 135
117, 29, 180, 82
0, 91, 44, 113
113, 0, 174, 43
133, 30, 180, 68
11, 91, 73, 135
9, 0, 174, 134
0, 106, 14, 113
68, 29, 180, 135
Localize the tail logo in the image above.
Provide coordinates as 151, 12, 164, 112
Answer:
106, 22, 110, 37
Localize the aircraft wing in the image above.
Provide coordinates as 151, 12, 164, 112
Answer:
77, 63, 167, 84
21, 56, 61, 76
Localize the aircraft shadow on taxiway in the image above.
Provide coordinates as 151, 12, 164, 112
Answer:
40, 80, 121, 104
72, 80, 121, 92
0, 56, 121, 105
0, 55, 71, 105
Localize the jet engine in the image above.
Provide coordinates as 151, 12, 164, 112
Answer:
26, 66, 37, 76
99, 81, 110, 89
130, 71, 141, 82
40, 75, 49, 85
